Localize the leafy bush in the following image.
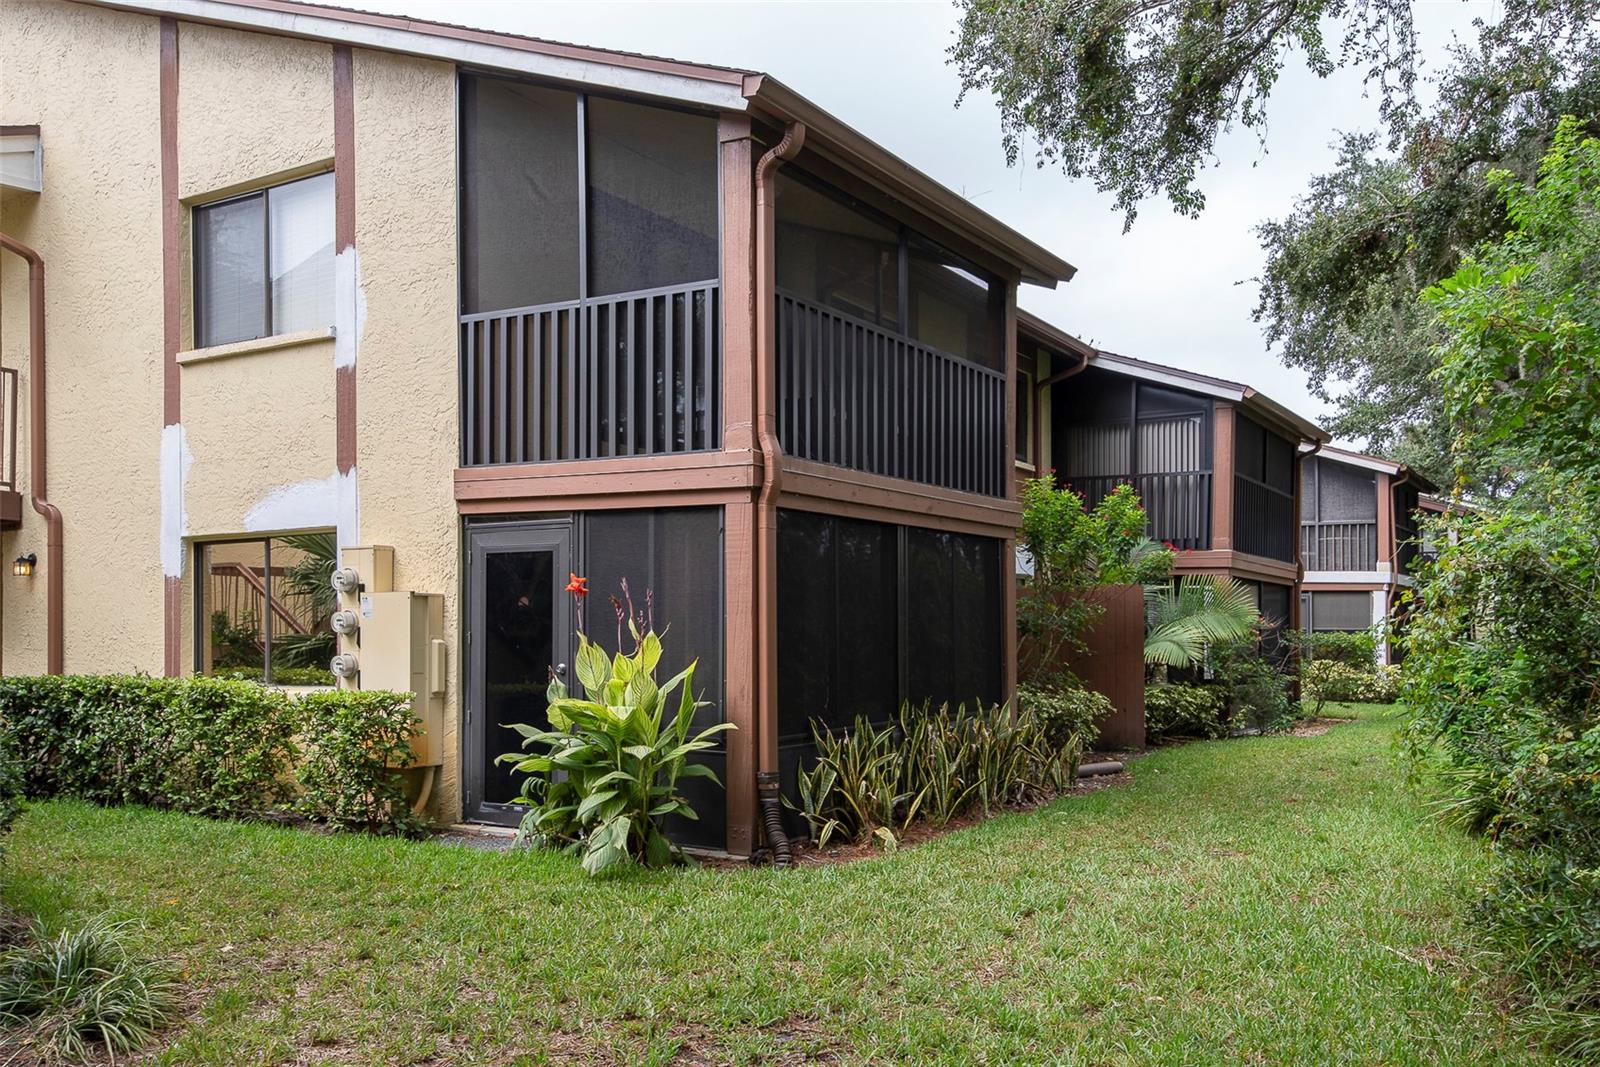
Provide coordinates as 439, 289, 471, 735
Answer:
296, 690, 419, 833
1144, 684, 1228, 743
1303, 660, 1401, 713
1404, 119, 1600, 1056
1284, 629, 1377, 667
1018, 477, 1174, 669
0, 675, 420, 834
1017, 677, 1107, 751
1210, 630, 1298, 734
792, 700, 1082, 848
0, 916, 178, 1063
500, 626, 730, 875
0, 731, 21, 865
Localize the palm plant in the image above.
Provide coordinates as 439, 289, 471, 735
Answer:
273, 532, 337, 668
1143, 575, 1260, 668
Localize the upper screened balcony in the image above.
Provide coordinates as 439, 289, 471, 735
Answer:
458, 75, 721, 466
773, 170, 1010, 498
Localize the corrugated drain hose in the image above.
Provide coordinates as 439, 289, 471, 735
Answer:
757, 770, 792, 868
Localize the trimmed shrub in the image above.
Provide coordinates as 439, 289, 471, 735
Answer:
213, 664, 336, 687
1303, 660, 1401, 714
1145, 683, 1227, 743
1285, 629, 1377, 667
1017, 677, 1108, 751
297, 690, 420, 833
0, 731, 21, 865
0, 675, 418, 833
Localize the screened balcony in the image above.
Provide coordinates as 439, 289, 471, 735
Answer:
772, 170, 1008, 497
457, 75, 721, 465
1052, 371, 1214, 550
1233, 414, 1297, 563
1301, 455, 1380, 571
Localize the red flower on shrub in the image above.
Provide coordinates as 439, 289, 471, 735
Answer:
1163, 540, 1177, 551
565, 573, 589, 597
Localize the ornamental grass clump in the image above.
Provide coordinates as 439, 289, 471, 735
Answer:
0, 917, 178, 1064
501, 579, 732, 876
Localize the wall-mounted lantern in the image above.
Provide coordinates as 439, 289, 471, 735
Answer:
11, 553, 35, 578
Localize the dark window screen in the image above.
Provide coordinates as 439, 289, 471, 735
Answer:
776, 510, 898, 739
1316, 459, 1377, 521
1235, 415, 1265, 481
1263, 432, 1294, 493
581, 507, 725, 847
775, 172, 900, 329
907, 236, 999, 369
1300, 456, 1317, 520
906, 528, 1003, 710
1311, 590, 1372, 632
460, 76, 580, 314
1258, 581, 1292, 630
585, 97, 718, 297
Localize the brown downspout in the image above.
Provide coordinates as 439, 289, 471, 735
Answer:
1035, 346, 1089, 480
753, 120, 804, 863
0, 233, 63, 674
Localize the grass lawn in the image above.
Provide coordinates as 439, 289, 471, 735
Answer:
2, 703, 1540, 1065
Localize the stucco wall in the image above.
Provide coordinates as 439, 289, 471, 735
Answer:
1, 5, 466, 819
350, 47, 461, 820
0, 1, 165, 676
176, 22, 333, 204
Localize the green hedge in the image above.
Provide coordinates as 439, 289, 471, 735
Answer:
1145, 683, 1229, 743
0, 675, 420, 834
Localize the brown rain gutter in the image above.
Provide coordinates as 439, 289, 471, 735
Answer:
752, 121, 804, 853
0, 232, 63, 674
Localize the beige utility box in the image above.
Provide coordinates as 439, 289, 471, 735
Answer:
357, 591, 447, 767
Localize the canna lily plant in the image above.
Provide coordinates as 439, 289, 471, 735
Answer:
499, 582, 732, 876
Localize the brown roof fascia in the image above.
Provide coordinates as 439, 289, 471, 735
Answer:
744, 75, 1076, 288
109, 0, 755, 85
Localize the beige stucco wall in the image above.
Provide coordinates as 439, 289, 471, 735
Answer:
176, 22, 333, 204
1, 1, 166, 676
1, 5, 465, 820
350, 47, 461, 821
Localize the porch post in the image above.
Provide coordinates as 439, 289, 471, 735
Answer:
718, 115, 758, 856
1002, 282, 1019, 701
1211, 401, 1235, 552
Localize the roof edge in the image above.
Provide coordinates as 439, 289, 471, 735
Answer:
747, 76, 1076, 288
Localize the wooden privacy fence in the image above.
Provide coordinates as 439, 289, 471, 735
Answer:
1018, 583, 1147, 749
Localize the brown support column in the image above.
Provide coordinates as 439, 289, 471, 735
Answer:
1211, 401, 1235, 552
333, 45, 357, 477
160, 17, 183, 677
1290, 450, 1305, 634
1001, 282, 1019, 699
718, 115, 758, 856
1375, 470, 1394, 570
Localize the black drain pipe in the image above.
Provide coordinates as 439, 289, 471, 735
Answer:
757, 771, 792, 868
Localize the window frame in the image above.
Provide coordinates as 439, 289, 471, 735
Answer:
192, 532, 337, 687
1015, 367, 1035, 469
192, 170, 335, 349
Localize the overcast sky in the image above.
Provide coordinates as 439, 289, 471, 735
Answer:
342, 0, 1494, 447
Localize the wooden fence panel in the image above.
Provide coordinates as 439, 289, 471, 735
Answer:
1019, 583, 1146, 749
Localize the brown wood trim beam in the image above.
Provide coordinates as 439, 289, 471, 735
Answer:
333, 43, 356, 476
1300, 581, 1385, 592
457, 487, 747, 516
455, 452, 761, 507
778, 456, 1022, 533
160, 16, 183, 677
1173, 549, 1298, 585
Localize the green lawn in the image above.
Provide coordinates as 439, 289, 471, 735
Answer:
2, 704, 1541, 1065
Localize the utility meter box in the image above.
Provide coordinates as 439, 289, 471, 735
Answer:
358, 591, 446, 767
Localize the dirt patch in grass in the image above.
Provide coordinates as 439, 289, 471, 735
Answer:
1290, 717, 1354, 738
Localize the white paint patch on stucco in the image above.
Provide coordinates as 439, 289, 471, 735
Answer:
242, 468, 361, 556
160, 423, 194, 578
334, 245, 366, 370
244, 472, 340, 532
336, 466, 360, 563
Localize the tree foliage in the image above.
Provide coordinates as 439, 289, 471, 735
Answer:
1403, 118, 1600, 1057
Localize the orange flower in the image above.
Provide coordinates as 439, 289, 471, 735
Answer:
565, 573, 589, 597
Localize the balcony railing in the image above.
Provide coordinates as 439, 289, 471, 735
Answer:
460, 280, 720, 465
1065, 472, 1212, 551
1301, 521, 1378, 571
1234, 474, 1297, 562
776, 291, 1007, 497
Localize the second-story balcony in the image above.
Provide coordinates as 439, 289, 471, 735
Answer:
1301, 521, 1378, 571
775, 291, 1006, 498
1068, 472, 1211, 551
